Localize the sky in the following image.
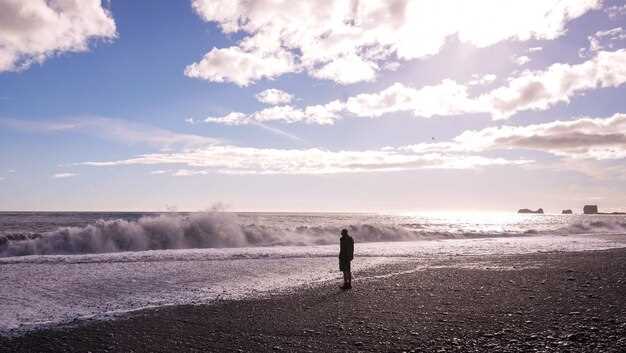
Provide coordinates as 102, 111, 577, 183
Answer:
1, 0, 626, 213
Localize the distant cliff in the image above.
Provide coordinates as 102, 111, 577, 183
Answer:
518, 208, 544, 214
562, 209, 573, 214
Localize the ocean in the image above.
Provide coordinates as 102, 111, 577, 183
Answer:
1, 211, 625, 334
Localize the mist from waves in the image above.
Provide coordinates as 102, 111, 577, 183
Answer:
0, 211, 418, 257
1, 211, 626, 257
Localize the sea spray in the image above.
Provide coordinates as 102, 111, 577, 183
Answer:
2, 212, 626, 257
0, 210, 458, 257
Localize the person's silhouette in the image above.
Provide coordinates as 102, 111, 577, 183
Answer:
339, 229, 354, 290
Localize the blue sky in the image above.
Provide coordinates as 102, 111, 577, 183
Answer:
1, 0, 626, 213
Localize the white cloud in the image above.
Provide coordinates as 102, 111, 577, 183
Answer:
309, 54, 378, 84
400, 113, 626, 161
149, 170, 168, 175
52, 173, 77, 179
382, 61, 401, 71
453, 113, 626, 160
77, 111, 626, 175
79, 145, 529, 175
203, 78, 484, 125
184, 46, 296, 86
2, 117, 219, 149
204, 101, 344, 125
204, 112, 249, 125
173, 169, 211, 177
248, 106, 307, 124
201, 49, 626, 124
528, 47, 543, 53
468, 74, 497, 86
187, 0, 600, 85
513, 55, 531, 66
0, 0, 117, 72
66, 112, 626, 177
255, 89, 294, 105
605, 4, 626, 19
0, 176, 4, 181
579, 27, 626, 58
345, 80, 482, 118
482, 49, 626, 119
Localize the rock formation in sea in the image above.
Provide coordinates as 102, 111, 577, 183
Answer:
518, 208, 544, 214
583, 205, 598, 214
581, 205, 626, 215
562, 209, 573, 214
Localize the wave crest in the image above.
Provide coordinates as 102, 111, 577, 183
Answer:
2, 212, 626, 257
0, 212, 430, 257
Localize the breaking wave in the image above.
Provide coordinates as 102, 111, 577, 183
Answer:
0, 212, 499, 257
0, 212, 414, 257
557, 219, 626, 235
2, 212, 625, 257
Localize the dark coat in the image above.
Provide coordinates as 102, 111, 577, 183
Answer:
339, 234, 354, 261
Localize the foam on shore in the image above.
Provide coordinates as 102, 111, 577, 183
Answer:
1, 234, 625, 334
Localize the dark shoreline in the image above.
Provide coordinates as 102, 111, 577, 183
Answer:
2, 249, 625, 352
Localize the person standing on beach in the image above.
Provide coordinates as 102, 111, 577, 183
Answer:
339, 229, 354, 290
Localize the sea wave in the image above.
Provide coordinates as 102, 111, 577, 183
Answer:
1, 212, 625, 257
0, 212, 500, 257
558, 220, 626, 234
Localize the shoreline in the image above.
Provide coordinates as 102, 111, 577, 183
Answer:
2, 248, 625, 352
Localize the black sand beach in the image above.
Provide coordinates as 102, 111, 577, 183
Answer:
2, 248, 625, 353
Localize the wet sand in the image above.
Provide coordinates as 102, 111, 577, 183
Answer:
1, 248, 625, 352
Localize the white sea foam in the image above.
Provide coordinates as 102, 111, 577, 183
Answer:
3, 211, 626, 257
1, 234, 625, 335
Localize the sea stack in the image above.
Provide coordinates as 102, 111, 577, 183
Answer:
518, 208, 544, 214
583, 205, 598, 214
562, 209, 573, 214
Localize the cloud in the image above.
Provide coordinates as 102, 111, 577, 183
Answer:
382, 61, 401, 71
0, 0, 117, 72
172, 169, 211, 176
187, 0, 599, 85
605, 4, 626, 19
309, 54, 378, 84
513, 55, 531, 66
579, 27, 626, 58
203, 80, 480, 125
149, 170, 168, 175
79, 145, 529, 175
52, 173, 77, 179
528, 47, 543, 53
255, 89, 294, 105
0, 176, 4, 181
400, 113, 626, 161
345, 80, 481, 118
184, 46, 296, 86
2, 117, 219, 149
482, 49, 626, 119
78, 112, 626, 175
453, 113, 626, 160
468, 74, 497, 86
203, 49, 626, 124
203, 112, 307, 142
204, 112, 249, 125
204, 101, 344, 125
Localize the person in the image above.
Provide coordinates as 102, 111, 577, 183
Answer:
339, 228, 354, 290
